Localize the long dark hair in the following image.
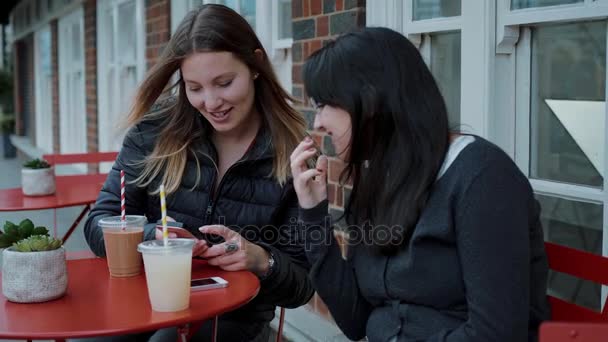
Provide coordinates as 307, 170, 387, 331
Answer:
303, 27, 449, 254
127, 4, 306, 194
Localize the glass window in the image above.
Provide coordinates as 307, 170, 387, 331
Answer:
240, 0, 256, 30
511, 0, 583, 10
530, 21, 605, 187
413, 0, 461, 21
537, 194, 603, 311
118, 1, 137, 62
430, 31, 461, 128
278, 0, 292, 39
216, 0, 255, 29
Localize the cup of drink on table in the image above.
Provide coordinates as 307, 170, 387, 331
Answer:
137, 239, 195, 312
99, 215, 147, 277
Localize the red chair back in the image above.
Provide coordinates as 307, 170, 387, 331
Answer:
540, 322, 608, 342
43, 152, 118, 165
42, 152, 119, 185
545, 242, 608, 321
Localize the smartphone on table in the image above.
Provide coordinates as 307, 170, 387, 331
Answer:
191, 277, 229, 291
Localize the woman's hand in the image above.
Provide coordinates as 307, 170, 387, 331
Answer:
290, 137, 328, 209
155, 216, 208, 257
198, 225, 271, 276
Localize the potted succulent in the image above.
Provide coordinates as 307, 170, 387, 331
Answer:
0, 219, 67, 303
21, 158, 56, 196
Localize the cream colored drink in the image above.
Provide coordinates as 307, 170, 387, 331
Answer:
138, 239, 195, 312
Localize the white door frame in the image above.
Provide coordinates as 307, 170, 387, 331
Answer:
58, 7, 87, 155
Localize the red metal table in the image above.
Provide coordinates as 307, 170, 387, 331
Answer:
0, 257, 260, 341
0, 174, 106, 242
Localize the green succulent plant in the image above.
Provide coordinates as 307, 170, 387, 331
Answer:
22, 158, 51, 169
0, 219, 52, 249
13, 235, 62, 252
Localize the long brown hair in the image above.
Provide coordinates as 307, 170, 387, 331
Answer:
127, 4, 307, 194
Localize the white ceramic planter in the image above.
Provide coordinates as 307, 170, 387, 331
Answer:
21, 167, 55, 196
2, 247, 68, 303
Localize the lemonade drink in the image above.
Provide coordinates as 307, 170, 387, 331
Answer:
138, 239, 195, 312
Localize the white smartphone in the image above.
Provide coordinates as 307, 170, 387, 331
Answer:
190, 277, 229, 291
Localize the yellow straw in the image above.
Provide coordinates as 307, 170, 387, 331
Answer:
160, 184, 168, 247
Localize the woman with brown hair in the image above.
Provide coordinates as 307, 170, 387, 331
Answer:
84, 4, 313, 341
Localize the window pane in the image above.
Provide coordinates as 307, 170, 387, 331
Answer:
512, 0, 582, 10
240, 0, 256, 30
118, 1, 136, 63
413, 0, 461, 21
430, 31, 461, 128
105, 8, 114, 63
71, 22, 81, 62
530, 22, 605, 187
278, 0, 292, 39
537, 194, 603, 311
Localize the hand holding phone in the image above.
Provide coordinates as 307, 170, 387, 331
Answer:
191, 277, 228, 291
156, 226, 197, 239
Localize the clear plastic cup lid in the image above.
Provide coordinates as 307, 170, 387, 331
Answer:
99, 215, 147, 228
137, 239, 195, 254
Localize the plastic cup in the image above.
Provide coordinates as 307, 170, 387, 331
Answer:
99, 215, 147, 278
137, 239, 195, 312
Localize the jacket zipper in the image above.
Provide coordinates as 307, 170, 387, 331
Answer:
202, 153, 247, 225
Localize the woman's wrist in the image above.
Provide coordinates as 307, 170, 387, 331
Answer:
252, 244, 271, 276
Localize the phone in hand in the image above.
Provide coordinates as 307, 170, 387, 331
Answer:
191, 277, 229, 291
156, 225, 197, 239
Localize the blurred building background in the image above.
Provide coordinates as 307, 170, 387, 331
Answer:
1, 0, 608, 341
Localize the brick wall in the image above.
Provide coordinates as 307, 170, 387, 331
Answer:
145, 0, 171, 70
84, 0, 98, 158
51, 20, 59, 153
291, 0, 366, 321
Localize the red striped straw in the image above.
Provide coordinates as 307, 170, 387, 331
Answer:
120, 170, 126, 229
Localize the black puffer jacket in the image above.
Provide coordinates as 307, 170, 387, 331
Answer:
84, 114, 314, 324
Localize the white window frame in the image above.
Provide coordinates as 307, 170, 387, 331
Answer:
11, 0, 83, 42
504, 0, 608, 308
34, 24, 53, 153
497, 0, 608, 53
58, 6, 87, 156
271, 0, 293, 50
96, 0, 146, 154
170, 0, 293, 92
367, 0, 492, 138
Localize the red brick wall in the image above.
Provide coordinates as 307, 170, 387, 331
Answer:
145, 0, 171, 70
84, 0, 98, 158
291, 0, 366, 321
51, 20, 59, 153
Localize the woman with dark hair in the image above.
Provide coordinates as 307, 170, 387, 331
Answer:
83, 4, 313, 341
291, 27, 550, 341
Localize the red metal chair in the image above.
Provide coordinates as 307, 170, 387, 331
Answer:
540, 322, 608, 342
42, 151, 118, 242
544, 241, 608, 322
43, 151, 119, 185
184, 307, 286, 341
538, 242, 608, 342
